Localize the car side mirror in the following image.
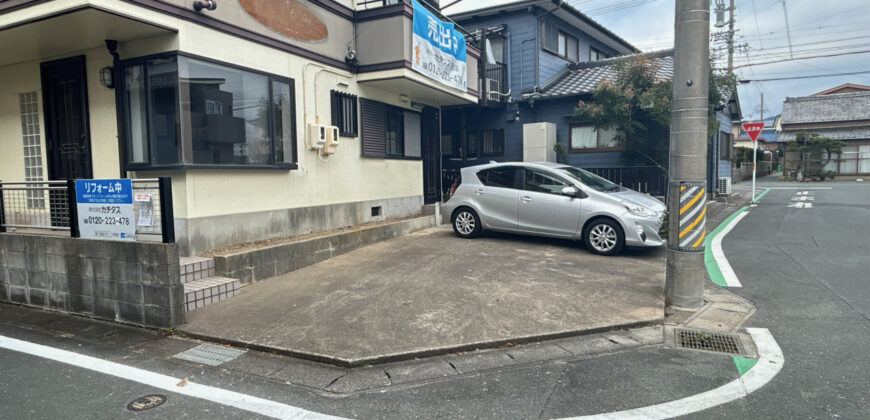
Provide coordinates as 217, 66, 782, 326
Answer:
561, 186, 581, 198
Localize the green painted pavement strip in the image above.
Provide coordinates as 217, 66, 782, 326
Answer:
753, 188, 771, 202
732, 355, 758, 376
704, 188, 771, 287
704, 206, 748, 287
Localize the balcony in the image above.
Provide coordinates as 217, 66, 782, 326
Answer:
354, 0, 480, 106
482, 62, 508, 105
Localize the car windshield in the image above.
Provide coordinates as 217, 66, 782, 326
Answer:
557, 166, 621, 192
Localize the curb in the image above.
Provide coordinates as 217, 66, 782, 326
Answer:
177, 318, 663, 368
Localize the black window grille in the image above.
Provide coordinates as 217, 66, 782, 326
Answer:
331, 90, 358, 137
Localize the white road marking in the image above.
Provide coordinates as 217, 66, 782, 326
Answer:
787, 202, 813, 209
744, 187, 831, 190
1, 325, 784, 420
711, 211, 749, 287
563, 328, 784, 420
0, 335, 339, 420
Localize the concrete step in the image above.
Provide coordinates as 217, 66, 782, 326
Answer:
180, 256, 215, 283
184, 276, 241, 312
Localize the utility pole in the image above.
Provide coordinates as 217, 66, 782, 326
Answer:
727, 0, 735, 73
665, 0, 711, 309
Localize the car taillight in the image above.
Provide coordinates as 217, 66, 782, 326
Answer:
447, 179, 459, 199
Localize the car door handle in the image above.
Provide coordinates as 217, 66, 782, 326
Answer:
474, 188, 485, 195
520, 196, 532, 203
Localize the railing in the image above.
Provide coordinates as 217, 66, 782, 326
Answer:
483, 62, 508, 104
0, 181, 70, 232
586, 166, 669, 196
0, 178, 175, 243
355, 0, 471, 36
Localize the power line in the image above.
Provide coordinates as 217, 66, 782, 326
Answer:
732, 49, 870, 69
739, 70, 870, 82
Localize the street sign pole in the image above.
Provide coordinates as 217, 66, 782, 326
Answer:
752, 135, 757, 204
741, 121, 764, 204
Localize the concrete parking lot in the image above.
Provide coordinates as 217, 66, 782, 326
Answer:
180, 227, 665, 366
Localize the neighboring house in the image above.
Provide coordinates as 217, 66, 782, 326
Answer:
445, 1, 739, 197
780, 86, 870, 176
0, 0, 482, 256
442, 0, 637, 187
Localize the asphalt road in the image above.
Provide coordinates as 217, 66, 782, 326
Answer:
1, 179, 868, 419
702, 180, 870, 418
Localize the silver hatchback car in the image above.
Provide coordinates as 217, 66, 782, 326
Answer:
441, 162, 666, 255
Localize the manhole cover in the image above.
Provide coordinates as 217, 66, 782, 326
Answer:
127, 394, 167, 411
173, 343, 247, 366
675, 329, 743, 354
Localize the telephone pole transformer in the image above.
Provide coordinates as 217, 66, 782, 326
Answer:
665, 0, 711, 308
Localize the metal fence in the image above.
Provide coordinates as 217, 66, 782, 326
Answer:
0, 177, 174, 243
586, 166, 669, 196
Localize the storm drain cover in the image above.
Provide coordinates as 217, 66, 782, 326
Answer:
127, 394, 167, 411
173, 343, 247, 366
675, 329, 743, 354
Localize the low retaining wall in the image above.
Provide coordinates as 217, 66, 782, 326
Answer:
215, 216, 435, 283
0, 234, 184, 328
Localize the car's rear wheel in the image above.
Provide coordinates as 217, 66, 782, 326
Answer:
452, 208, 482, 238
585, 219, 624, 255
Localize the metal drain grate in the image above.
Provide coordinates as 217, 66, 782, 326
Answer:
676, 329, 742, 354
173, 343, 247, 366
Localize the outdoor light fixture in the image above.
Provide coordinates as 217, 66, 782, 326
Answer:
193, 0, 217, 12
399, 94, 410, 103
99, 66, 114, 89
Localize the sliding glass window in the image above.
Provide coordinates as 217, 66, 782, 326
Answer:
121, 52, 296, 169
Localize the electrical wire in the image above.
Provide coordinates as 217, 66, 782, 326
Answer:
739, 70, 870, 82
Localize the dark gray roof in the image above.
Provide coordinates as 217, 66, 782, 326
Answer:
779, 126, 870, 141
781, 91, 870, 124
524, 50, 674, 100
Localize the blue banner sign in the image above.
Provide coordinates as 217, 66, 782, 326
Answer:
411, 0, 467, 92
74, 179, 135, 241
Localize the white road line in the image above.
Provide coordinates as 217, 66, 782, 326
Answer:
711, 211, 749, 287
0, 335, 339, 420
563, 328, 784, 420
732, 187, 832, 190
1, 326, 785, 420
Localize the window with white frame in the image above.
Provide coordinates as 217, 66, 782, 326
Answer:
570, 125, 620, 150
590, 47, 608, 62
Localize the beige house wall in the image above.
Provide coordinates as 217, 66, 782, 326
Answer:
1, 0, 478, 254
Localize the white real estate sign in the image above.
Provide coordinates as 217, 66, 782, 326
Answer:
75, 179, 135, 241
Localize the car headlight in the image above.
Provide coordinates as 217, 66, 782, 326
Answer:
621, 201, 656, 217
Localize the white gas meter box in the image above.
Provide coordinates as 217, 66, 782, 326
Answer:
307, 123, 326, 150
323, 125, 340, 155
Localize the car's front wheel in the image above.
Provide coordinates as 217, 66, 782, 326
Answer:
585, 219, 624, 255
452, 208, 482, 238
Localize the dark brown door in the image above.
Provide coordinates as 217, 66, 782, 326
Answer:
42, 55, 92, 181
421, 107, 441, 204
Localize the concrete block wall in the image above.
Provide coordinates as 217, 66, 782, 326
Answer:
0, 234, 184, 328
215, 216, 434, 284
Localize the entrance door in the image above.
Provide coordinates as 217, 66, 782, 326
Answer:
42, 55, 93, 181
421, 107, 441, 204
41, 56, 92, 227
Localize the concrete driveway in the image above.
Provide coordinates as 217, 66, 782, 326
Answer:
180, 227, 665, 366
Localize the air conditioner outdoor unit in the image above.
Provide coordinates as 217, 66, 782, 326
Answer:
486, 78, 501, 102
307, 123, 326, 150
717, 177, 732, 195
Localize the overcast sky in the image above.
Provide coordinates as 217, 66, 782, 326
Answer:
444, 0, 870, 123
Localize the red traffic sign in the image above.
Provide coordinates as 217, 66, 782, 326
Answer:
742, 121, 764, 142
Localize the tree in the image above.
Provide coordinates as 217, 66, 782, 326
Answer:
786, 132, 844, 181
574, 55, 735, 174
